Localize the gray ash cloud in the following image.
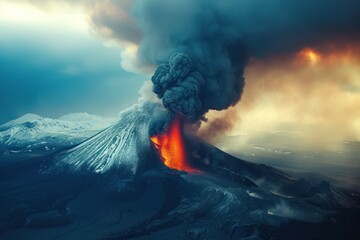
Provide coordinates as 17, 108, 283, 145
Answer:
90, 0, 360, 122
152, 53, 203, 121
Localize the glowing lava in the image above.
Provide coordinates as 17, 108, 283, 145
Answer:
150, 117, 195, 172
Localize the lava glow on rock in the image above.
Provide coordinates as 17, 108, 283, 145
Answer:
150, 117, 195, 172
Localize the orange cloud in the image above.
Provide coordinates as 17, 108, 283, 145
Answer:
199, 44, 360, 150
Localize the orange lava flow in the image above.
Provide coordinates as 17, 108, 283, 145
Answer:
150, 117, 195, 172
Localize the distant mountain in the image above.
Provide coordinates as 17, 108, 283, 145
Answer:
0, 113, 43, 132
0, 113, 117, 154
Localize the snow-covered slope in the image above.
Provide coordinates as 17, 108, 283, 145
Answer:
0, 113, 117, 153
55, 104, 161, 174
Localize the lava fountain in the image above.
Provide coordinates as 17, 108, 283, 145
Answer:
150, 116, 195, 172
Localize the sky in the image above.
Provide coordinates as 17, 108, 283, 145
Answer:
0, 1, 146, 124
0, 0, 359, 153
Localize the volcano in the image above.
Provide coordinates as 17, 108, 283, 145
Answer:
0, 104, 359, 240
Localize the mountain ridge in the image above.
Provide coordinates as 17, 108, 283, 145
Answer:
0, 113, 117, 153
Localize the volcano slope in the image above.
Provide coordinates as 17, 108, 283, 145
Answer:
0, 109, 359, 240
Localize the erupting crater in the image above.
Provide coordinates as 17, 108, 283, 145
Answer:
150, 117, 196, 172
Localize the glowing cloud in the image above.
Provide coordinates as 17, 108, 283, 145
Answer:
200, 44, 360, 150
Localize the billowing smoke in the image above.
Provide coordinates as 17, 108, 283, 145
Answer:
90, 0, 360, 63
89, 0, 360, 124
151, 52, 241, 121
133, 0, 251, 121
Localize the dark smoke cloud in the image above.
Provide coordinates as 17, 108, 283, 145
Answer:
91, 0, 360, 60
151, 53, 205, 121
90, 0, 360, 121
136, 0, 248, 121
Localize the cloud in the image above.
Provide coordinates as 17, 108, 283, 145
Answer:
90, 0, 140, 44
86, 0, 360, 125
88, 0, 360, 69
200, 45, 360, 149
3, 0, 359, 142
0, 1, 144, 124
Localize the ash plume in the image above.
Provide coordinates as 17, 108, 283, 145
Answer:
151, 53, 203, 121
89, 0, 360, 125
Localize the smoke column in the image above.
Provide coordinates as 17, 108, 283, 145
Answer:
137, 0, 251, 122
91, 0, 360, 124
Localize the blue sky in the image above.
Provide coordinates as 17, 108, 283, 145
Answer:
0, 1, 145, 124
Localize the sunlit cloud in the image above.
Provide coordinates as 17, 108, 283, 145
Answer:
200, 44, 360, 150
0, 1, 88, 31
0, 0, 145, 124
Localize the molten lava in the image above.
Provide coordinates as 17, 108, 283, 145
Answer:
150, 117, 195, 172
